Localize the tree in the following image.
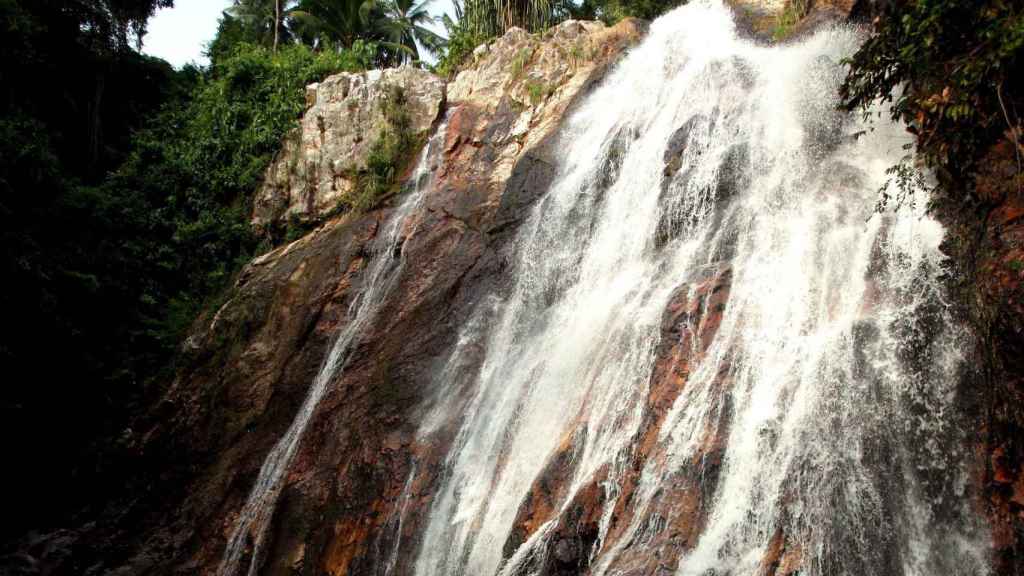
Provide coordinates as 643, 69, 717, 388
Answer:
288, 0, 375, 49
458, 0, 566, 37
840, 0, 1024, 183
376, 0, 444, 64
1, 0, 184, 539
275, 0, 282, 49
62, 0, 176, 51
226, 0, 290, 50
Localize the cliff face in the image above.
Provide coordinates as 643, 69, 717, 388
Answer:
935, 138, 1024, 575
8, 5, 1023, 576
11, 18, 645, 576
251, 67, 446, 229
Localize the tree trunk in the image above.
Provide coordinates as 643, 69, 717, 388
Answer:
274, 0, 281, 52
87, 69, 106, 178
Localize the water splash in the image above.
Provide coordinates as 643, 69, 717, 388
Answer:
413, 2, 988, 575
217, 121, 447, 576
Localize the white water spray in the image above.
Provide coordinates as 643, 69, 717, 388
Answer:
413, 2, 988, 575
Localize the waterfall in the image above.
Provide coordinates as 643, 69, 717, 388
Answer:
217, 121, 447, 576
412, 2, 989, 575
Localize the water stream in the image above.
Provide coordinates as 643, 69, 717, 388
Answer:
411, 2, 989, 575
216, 1, 992, 574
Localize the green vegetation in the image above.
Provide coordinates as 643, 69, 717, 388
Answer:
771, 0, 810, 41
511, 46, 535, 78
0, 0, 375, 539
434, 10, 489, 78
3, 2, 712, 537
433, 0, 551, 78
456, 0, 573, 38
376, 0, 446, 63
216, 0, 445, 65
432, 0, 688, 78
2, 0, 187, 539
526, 80, 554, 105
566, 40, 591, 67
0, 0, 492, 541
841, 0, 1024, 192
874, 153, 933, 212
574, 0, 686, 23
10, 0, 1018, 554
101, 41, 368, 340
344, 86, 424, 212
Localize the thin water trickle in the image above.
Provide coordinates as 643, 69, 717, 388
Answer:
217, 121, 448, 576
413, 2, 989, 575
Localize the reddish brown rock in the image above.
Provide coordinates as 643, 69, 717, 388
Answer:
493, 265, 733, 575
33, 19, 647, 576
934, 136, 1024, 576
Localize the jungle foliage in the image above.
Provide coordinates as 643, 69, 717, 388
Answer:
433, 0, 686, 77
8, 0, 1023, 551
220, 0, 445, 66
841, 0, 1024, 190
0, 0, 365, 539
2, 0, 684, 547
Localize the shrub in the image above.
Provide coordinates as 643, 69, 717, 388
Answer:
840, 0, 1024, 189
575, 0, 685, 23
771, 0, 810, 41
345, 86, 424, 212
434, 11, 492, 78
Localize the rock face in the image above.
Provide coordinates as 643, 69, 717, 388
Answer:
935, 138, 1024, 576
9, 18, 646, 576
727, 0, 859, 40
8, 7, 1023, 576
251, 67, 446, 229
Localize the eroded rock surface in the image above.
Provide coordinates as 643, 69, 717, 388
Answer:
252, 67, 445, 229
937, 138, 1024, 576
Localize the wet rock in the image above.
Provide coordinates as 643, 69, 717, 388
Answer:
663, 114, 710, 180
798, 54, 848, 157
714, 142, 750, 203
552, 537, 579, 566
0, 552, 39, 576
43, 18, 648, 576
496, 266, 735, 575
933, 138, 1024, 576
492, 149, 558, 232
727, 0, 861, 42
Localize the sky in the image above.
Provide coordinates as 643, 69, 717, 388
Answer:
143, 0, 232, 68
143, 0, 456, 68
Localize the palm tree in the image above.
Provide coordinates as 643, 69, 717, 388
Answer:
288, 0, 375, 50
227, 0, 288, 50
376, 0, 445, 64
460, 0, 563, 37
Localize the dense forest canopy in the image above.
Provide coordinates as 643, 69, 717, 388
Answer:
0, 0, 1020, 553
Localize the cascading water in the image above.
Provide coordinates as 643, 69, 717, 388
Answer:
411, 2, 990, 575
217, 121, 447, 576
